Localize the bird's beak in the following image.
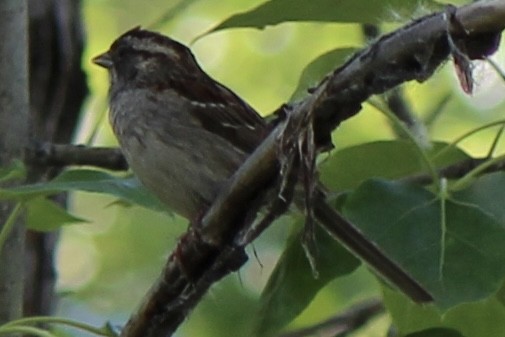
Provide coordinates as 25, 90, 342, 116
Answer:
92, 51, 113, 69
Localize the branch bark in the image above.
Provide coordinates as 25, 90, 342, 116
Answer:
0, 0, 29, 325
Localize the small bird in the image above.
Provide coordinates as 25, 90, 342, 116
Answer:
94, 27, 432, 303
93, 27, 270, 220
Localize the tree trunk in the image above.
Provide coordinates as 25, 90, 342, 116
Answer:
0, 0, 29, 325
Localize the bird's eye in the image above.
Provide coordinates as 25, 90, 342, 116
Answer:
115, 45, 130, 59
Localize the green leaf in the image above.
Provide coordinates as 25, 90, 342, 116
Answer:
320, 140, 469, 191
383, 286, 505, 337
209, 0, 442, 33
290, 47, 358, 101
26, 197, 87, 232
0, 169, 166, 212
0, 160, 26, 183
453, 172, 505, 225
343, 179, 505, 309
254, 225, 360, 336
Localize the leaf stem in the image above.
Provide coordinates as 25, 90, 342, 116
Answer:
0, 326, 54, 337
486, 124, 505, 158
0, 202, 23, 251
433, 119, 505, 160
438, 178, 448, 281
2, 316, 116, 337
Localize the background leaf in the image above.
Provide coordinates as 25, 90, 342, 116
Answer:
0, 169, 166, 212
383, 287, 505, 337
320, 141, 469, 191
26, 197, 87, 232
453, 172, 505, 224
0, 160, 26, 183
209, 0, 442, 32
290, 47, 358, 101
343, 179, 505, 309
254, 224, 360, 336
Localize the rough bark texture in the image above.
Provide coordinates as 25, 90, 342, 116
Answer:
24, 0, 88, 316
0, 0, 29, 325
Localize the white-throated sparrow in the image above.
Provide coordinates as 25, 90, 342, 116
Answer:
93, 27, 270, 220
93, 27, 432, 303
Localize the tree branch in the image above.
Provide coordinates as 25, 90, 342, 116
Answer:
400, 157, 505, 185
26, 142, 127, 171
31, 143, 505, 188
